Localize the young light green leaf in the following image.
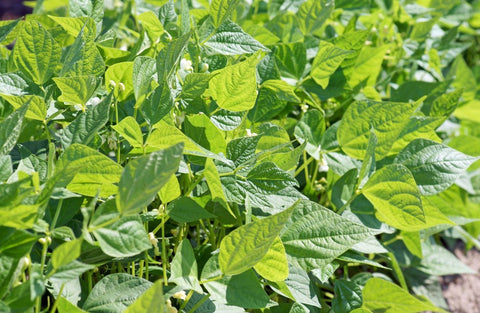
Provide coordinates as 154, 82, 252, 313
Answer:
117, 143, 184, 215
358, 128, 377, 187
51, 238, 83, 269
93, 215, 151, 258
57, 297, 88, 313
170, 239, 202, 292
395, 138, 478, 195
0, 95, 46, 121
297, 0, 334, 35
184, 114, 226, 154
69, 0, 104, 24
219, 204, 295, 276
274, 43, 306, 80
204, 20, 268, 56
362, 278, 445, 313
253, 236, 289, 281
349, 46, 389, 88
362, 164, 426, 231
53, 76, 99, 106
82, 274, 152, 313
13, 21, 61, 85
209, 0, 240, 28
208, 52, 262, 112
48, 16, 96, 39
123, 280, 164, 313
311, 41, 353, 88
58, 94, 112, 149
136, 11, 164, 42
338, 99, 420, 160
112, 117, 144, 148
281, 200, 378, 271
158, 175, 181, 204
105, 62, 133, 101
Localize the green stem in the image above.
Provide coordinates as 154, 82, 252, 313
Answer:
179, 290, 194, 311
188, 294, 210, 313
50, 199, 63, 229
387, 251, 408, 291
200, 274, 224, 284
161, 214, 168, 286
50, 284, 65, 313
295, 153, 314, 177
35, 240, 49, 313
337, 192, 359, 215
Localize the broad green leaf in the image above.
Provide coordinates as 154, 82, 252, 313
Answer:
69, 0, 104, 24
82, 274, 152, 313
140, 82, 174, 125
0, 228, 37, 258
242, 20, 280, 46
209, 0, 240, 28
112, 117, 144, 148
253, 236, 288, 281
362, 278, 445, 313
362, 164, 426, 231
0, 205, 38, 229
117, 143, 184, 215
51, 238, 83, 269
50, 260, 94, 283
0, 104, 29, 156
60, 25, 105, 77
454, 99, 480, 123
181, 73, 212, 99
136, 11, 164, 41
358, 128, 376, 187
226, 135, 261, 167
0, 72, 37, 96
389, 116, 443, 155
332, 280, 363, 313
93, 215, 151, 257
281, 200, 378, 271
219, 204, 295, 275
401, 231, 422, 258
0, 95, 46, 121
297, 0, 334, 35
395, 138, 478, 195
274, 43, 306, 80
201, 255, 270, 309
294, 109, 325, 159
48, 16, 96, 39
331, 168, 358, 210
311, 41, 352, 88
184, 114, 226, 154
248, 87, 287, 123
261, 79, 300, 102
0, 255, 21, 299
0, 156, 12, 181
210, 108, 244, 131
332, 30, 369, 79
132, 56, 156, 107
281, 265, 321, 307
170, 239, 202, 292
205, 158, 231, 209
12, 21, 61, 85
158, 175, 181, 203
105, 62, 133, 101
338, 99, 420, 160
57, 297, 88, 313
57, 94, 112, 149
123, 280, 164, 313
417, 242, 475, 276
167, 197, 216, 223
349, 45, 389, 88
0, 18, 20, 43
54, 144, 123, 197
204, 20, 268, 55
208, 52, 262, 112
53, 76, 99, 106
157, 32, 191, 83
246, 162, 298, 192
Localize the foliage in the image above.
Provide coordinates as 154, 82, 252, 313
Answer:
0, 0, 480, 312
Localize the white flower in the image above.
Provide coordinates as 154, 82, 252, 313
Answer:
180, 58, 193, 72
166, 299, 178, 313
173, 290, 187, 300
246, 129, 257, 137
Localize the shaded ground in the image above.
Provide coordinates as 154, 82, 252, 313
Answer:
0, 1, 32, 20
441, 246, 480, 312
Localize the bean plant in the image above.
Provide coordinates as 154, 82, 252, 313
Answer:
0, 0, 480, 312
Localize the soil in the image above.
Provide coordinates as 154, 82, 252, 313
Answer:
440, 246, 480, 313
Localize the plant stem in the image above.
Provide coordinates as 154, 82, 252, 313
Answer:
50, 199, 63, 229
387, 251, 408, 291
161, 213, 168, 286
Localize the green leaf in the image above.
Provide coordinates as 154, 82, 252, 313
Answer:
57, 297, 88, 313
170, 239, 202, 292
136, 11, 164, 42
132, 56, 156, 107
123, 280, 164, 313
50, 260, 94, 283
57, 93, 112, 149
349, 46, 389, 88
157, 32, 191, 83
158, 175, 181, 204
253, 236, 288, 281
82, 274, 153, 313
332, 280, 363, 313
358, 128, 376, 187
311, 41, 353, 88
226, 135, 261, 167
0, 104, 29, 156
246, 161, 298, 192
201, 255, 270, 309
331, 168, 358, 210
93, 215, 151, 257
338, 99, 420, 160
281, 200, 377, 271
105, 62, 133, 101
294, 109, 325, 158
60, 24, 105, 77
184, 114, 226, 154
297, 0, 334, 35
0, 18, 20, 43
362, 164, 426, 231
167, 197, 216, 223
141, 82, 174, 125
51, 238, 83, 269
209, 0, 240, 28
69, 0, 104, 24
274, 43, 306, 80
417, 242, 475, 276
0, 94, 46, 121
208, 52, 262, 112
13, 21, 61, 85
395, 138, 478, 195
112, 117, 144, 148
281, 265, 320, 307
0, 228, 37, 258
53, 76, 99, 106
204, 20, 268, 56
219, 204, 295, 275
48, 16, 96, 39
362, 278, 444, 313
117, 143, 184, 215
